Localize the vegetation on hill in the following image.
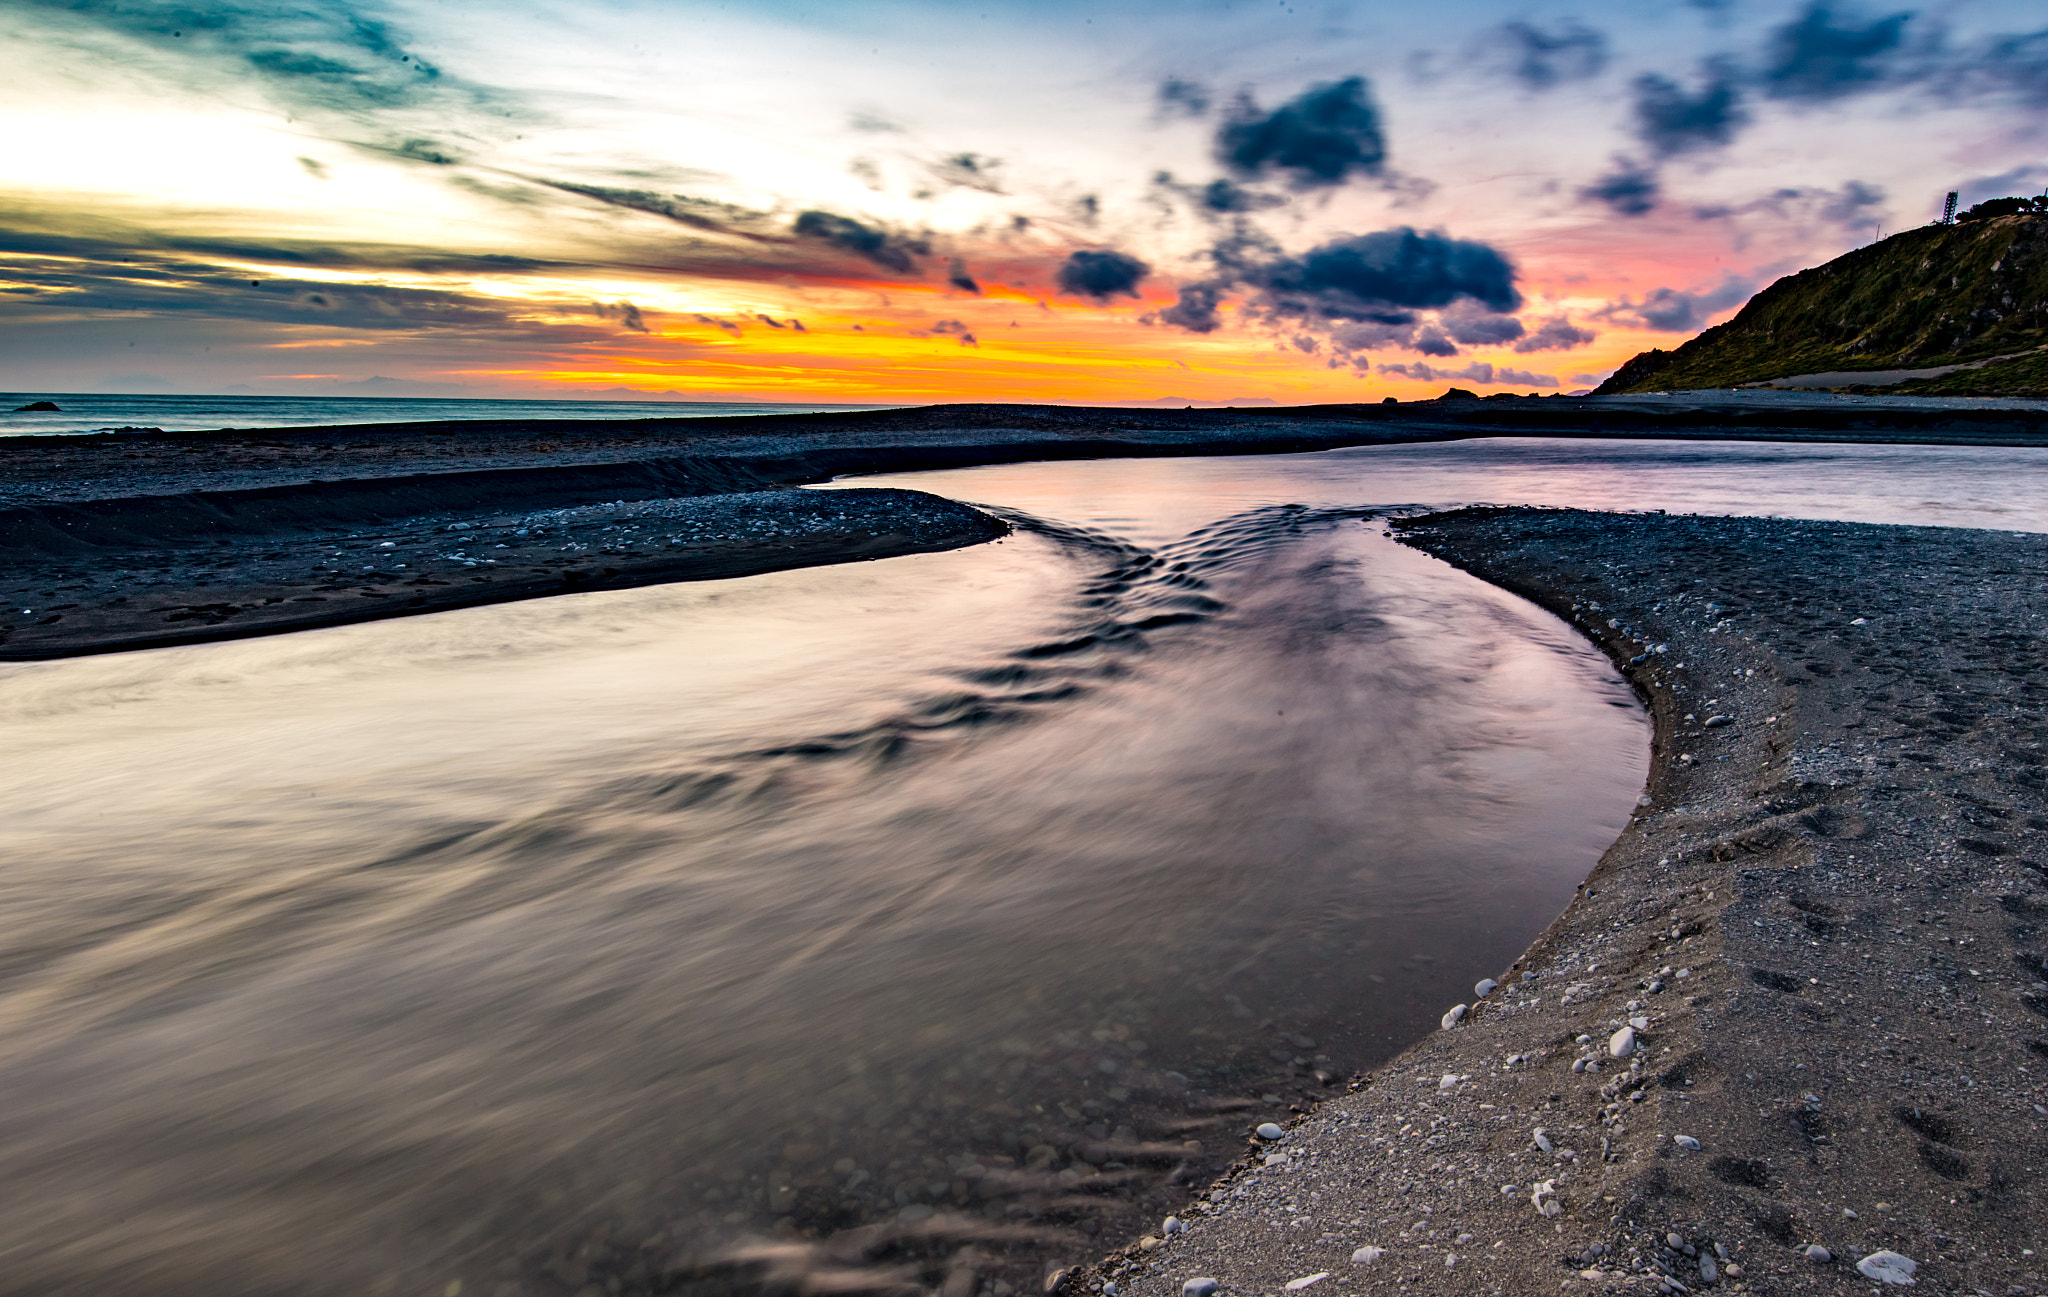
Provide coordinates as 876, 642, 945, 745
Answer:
1596, 210, 2048, 396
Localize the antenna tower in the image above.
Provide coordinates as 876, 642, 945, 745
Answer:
1942, 191, 1958, 224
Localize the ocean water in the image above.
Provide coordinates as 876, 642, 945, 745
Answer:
0, 392, 894, 437
1, 437, 2042, 1296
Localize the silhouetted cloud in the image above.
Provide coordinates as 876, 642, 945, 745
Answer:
1376, 360, 1558, 387
1762, 4, 1913, 101
10, 0, 518, 144
791, 211, 929, 273
1152, 281, 1226, 333
1245, 227, 1522, 322
1216, 77, 1387, 188
1158, 77, 1213, 118
1438, 300, 1526, 346
592, 301, 649, 333
928, 318, 979, 346
1513, 316, 1597, 352
1056, 249, 1149, 301
695, 314, 743, 336
1582, 159, 1661, 216
1594, 275, 1754, 332
530, 179, 777, 238
755, 313, 786, 328
1632, 61, 1748, 155
1412, 328, 1459, 357
1690, 180, 1887, 226
1488, 20, 1609, 90
928, 153, 1005, 194
948, 258, 981, 293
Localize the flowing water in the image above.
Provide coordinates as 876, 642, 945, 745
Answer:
1, 436, 2042, 1297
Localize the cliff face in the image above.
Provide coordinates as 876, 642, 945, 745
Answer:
1595, 214, 2048, 395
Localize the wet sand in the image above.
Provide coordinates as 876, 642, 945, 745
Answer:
6, 397, 2048, 658
1104, 508, 2046, 1297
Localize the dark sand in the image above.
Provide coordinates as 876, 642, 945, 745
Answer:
1096, 509, 2047, 1297
6, 397, 2048, 658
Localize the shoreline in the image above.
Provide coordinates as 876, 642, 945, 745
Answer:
5, 398, 2048, 659
1097, 508, 2045, 1297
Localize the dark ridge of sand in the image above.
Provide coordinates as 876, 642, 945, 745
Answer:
6, 396, 2048, 659
1090, 508, 2047, 1297
0, 488, 1004, 660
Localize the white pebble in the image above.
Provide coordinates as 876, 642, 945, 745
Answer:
1532, 1128, 1554, 1153
1440, 1003, 1467, 1029
1609, 1027, 1638, 1058
1283, 1274, 1329, 1290
1673, 1135, 1701, 1151
1474, 978, 1498, 998
1162, 1216, 1185, 1236
1350, 1247, 1386, 1267
1255, 1123, 1285, 1140
1183, 1280, 1219, 1297
1856, 1251, 1917, 1285
1438, 1073, 1464, 1092
1803, 1245, 1831, 1263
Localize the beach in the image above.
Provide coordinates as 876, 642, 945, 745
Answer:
1100, 507, 2047, 1296
2, 404, 2045, 1296
5, 397, 2048, 659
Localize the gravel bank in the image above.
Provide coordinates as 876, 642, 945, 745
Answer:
0, 487, 1004, 658
1096, 508, 2046, 1297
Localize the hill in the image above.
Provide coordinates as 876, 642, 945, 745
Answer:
1596, 213, 2048, 396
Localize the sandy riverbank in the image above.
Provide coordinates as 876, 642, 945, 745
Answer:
1092, 508, 2046, 1297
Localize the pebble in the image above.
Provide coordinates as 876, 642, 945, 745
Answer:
1163, 1216, 1186, 1236
1046, 1269, 1075, 1294
1438, 1073, 1464, 1092
1803, 1245, 1832, 1263
1855, 1251, 1918, 1285
1532, 1128, 1554, 1153
1698, 1256, 1718, 1284
1183, 1280, 1219, 1297
1440, 1003, 1467, 1029
1474, 978, 1498, 998
1704, 715, 1734, 728
1667, 1233, 1685, 1249
1255, 1123, 1285, 1141
1673, 1135, 1701, 1151
1609, 1026, 1637, 1058
1282, 1274, 1329, 1290
1350, 1247, 1386, 1267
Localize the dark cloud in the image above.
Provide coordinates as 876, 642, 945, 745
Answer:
1151, 281, 1226, 333
695, 314, 743, 336
1514, 316, 1597, 352
529, 179, 776, 239
1412, 328, 1459, 357
790, 211, 929, 274
1595, 276, 1755, 332
1438, 300, 1526, 346
0, 224, 568, 278
592, 301, 649, 333
1376, 361, 1559, 387
1157, 77, 1213, 118
1762, 4, 1913, 101
927, 319, 978, 346
1690, 180, 1888, 226
755, 313, 786, 328
948, 258, 981, 294
928, 153, 1005, 194
12, 0, 515, 136
526, 179, 782, 245
1582, 159, 1661, 216
1632, 62, 1748, 156
1056, 249, 1149, 302
1489, 21, 1609, 90
1244, 227, 1522, 322
1216, 77, 1387, 189
1968, 29, 2048, 106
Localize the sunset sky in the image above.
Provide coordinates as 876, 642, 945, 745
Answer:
3, 0, 2045, 404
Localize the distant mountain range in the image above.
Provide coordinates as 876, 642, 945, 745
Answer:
1597, 211, 2048, 398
